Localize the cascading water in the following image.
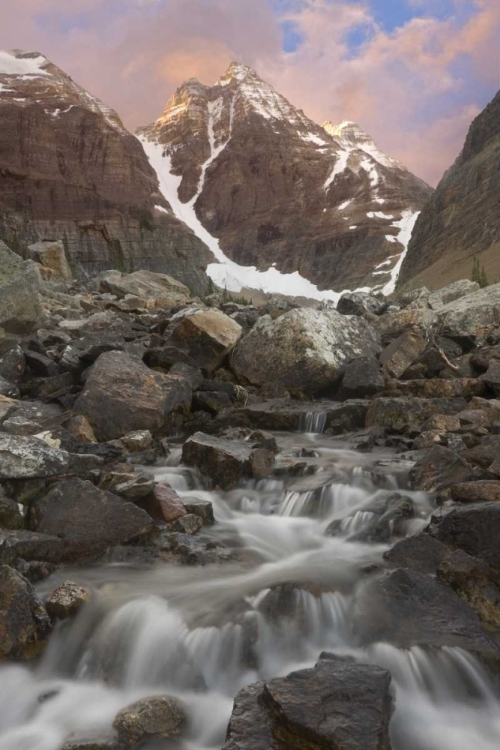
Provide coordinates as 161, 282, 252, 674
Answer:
0, 430, 499, 750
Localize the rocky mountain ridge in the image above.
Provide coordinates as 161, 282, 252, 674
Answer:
0, 49, 212, 293
138, 62, 433, 299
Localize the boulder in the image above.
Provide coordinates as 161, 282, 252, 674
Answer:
0, 491, 26, 529
437, 283, 500, 342
0, 395, 17, 424
72, 351, 191, 442
0, 375, 19, 398
182, 432, 275, 489
113, 695, 185, 748
462, 435, 500, 469
375, 308, 436, 338
379, 328, 427, 378
100, 269, 190, 307
27, 240, 73, 282
383, 533, 450, 575
45, 580, 91, 619
365, 397, 466, 432
135, 482, 187, 523
451, 481, 500, 503
437, 549, 500, 629
0, 345, 26, 383
428, 279, 480, 310
482, 359, 500, 396
0, 435, 69, 479
0, 530, 65, 565
182, 498, 215, 525
427, 502, 500, 569
167, 514, 203, 535
0, 242, 46, 335
352, 567, 500, 666
340, 355, 384, 399
0, 564, 51, 660
410, 446, 473, 492
231, 308, 380, 396
1, 400, 63, 437
171, 309, 242, 371
337, 291, 387, 317
29, 478, 154, 561
223, 655, 393, 750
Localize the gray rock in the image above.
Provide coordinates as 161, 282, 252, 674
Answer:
380, 328, 427, 378
0, 564, 51, 660
113, 695, 185, 748
1, 401, 63, 436
340, 356, 384, 399
182, 498, 215, 525
410, 446, 473, 492
0, 434, 69, 479
482, 359, 500, 396
231, 308, 380, 396
383, 533, 450, 575
428, 279, 480, 310
0, 530, 65, 565
337, 291, 387, 317
0, 491, 26, 530
0, 242, 47, 335
45, 580, 91, 619
427, 502, 500, 569
365, 397, 467, 432
171, 309, 243, 371
100, 269, 190, 306
437, 283, 500, 342
27, 240, 73, 281
0, 376, 19, 398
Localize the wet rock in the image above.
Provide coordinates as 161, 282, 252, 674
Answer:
30, 478, 154, 562
337, 493, 414, 543
353, 568, 500, 666
45, 580, 91, 620
383, 533, 450, 575
0, 529, 65, 565
171, 309, 242, 371
0, 242, 46, 336
231, 308, 380, 396
451, 481, 500, 503
182, 432, 275, 489
340, 355, 384, 399
337, 291, 387, 317
0, 435, 69, 479
0, 490, 26, 529
113, 695, 186, 748
182, 498, 215, 526
223, 655, 393, 750
437, 549, 500, 629
410, 446, 473, 492
380, 328, 427, 379
0, 564, 51, 660
62, 734, 115, 750
167, 513, 204, 535
224, 399, 369, 434
135, 482, 187, 524
427, 502, 500, 569
365, 397, 466, 433
72, 351, 192, 442
100, 269, 190, 308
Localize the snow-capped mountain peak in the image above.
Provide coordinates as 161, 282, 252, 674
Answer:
323, 120, 406, 171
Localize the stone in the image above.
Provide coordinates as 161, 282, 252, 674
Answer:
382, 378, 486, 400
29, 478, 154, 562
24, 350, 59, 378
427, 502, 500, 569
1, 400, 62, 437
72, 351, 192, 442
410, 446, 473, 492
111, 474, 154, 501
0, 491, 25, 530
121, 430, 153, 452
375, 308, 436, 338
462, 435, 500, 469
352, 568, 500, 666
0, 242, 46, 335
65, 415, 97, 443
337, 291, 387, 317
365, 397, 466, 433
428, 280, 481, 310
171, 309, 242, 371
0, 376, 19, 398
100, 269, 190, 307
27, 240, 73, 281
222, 655, 393, 750
451, 481, 500, 503
0, 565, 51, 660
45, 580, 91, 619
0, 530, 65, 565
231, 308, 380, 396
340, 355, 384, 399
383, 533, 450, 575
0, 345, 26, 383
329, 493, 414, 543
183, 432, 275, 489
482, 359, 500, 396
136, 482, 187, 524
113, 695, 185, 748
194, 390, 233, 414
0, 435, 69, 479
422, 414, 461, 432
437, 549, 500, 629
167, 513, 203, 535
437, 284, 500, 342
0, 395, 17, 424
182, 498, 215, 525
380, 328, 427, 379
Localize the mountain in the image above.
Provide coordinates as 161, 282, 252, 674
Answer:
0, 50, 212, 292
399, 90, 500, 290
138, 62, 433, 299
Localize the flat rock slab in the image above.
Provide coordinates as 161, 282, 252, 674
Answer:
30, 478, 154, 562
221, 399, 369, 433
223, 655, 393, 750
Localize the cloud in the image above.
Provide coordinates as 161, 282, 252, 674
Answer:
0, 0, 498, 185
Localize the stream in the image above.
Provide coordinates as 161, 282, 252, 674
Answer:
0, 425, 500, 750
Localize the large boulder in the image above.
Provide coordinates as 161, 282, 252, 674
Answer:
171, 309, 242, 371
428, 279, 480, 310
427, 502, 500, 569
340, 356, 384, 399
0, 242, 46, 336
410, 446, 473, 492
0, 565, 51, 660
27, 240, 73, 282
231, 308, 380, 396
0, 434, 69, 479
29, 478, 154, 561
72, 351, 191, 442
0, 530, 65, 565
337, 292, 387, 317
113, 695, 186, 748
100, 269, 190, 308
223, 655, 393, 750
437, 283, 500, 341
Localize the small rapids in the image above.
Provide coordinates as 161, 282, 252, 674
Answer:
0, 430, 499, 750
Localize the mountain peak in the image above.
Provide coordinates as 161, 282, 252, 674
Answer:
218, 62, 257, 85
0, 49, 50, 77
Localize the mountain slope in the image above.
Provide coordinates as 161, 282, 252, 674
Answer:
0, 49, 212, 292
399, 90, 500, 290
138, 62, 432, 298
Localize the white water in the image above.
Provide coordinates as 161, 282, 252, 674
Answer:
0, 431, 499, 750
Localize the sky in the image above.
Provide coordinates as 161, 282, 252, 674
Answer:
1, 0, 499, 185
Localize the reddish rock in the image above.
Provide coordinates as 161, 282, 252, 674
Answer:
137, 483, 187, 524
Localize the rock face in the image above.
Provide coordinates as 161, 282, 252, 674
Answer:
223, 655, 393, 750
399, 89, 500, 290
0, 50, 211, 292
138, 62, 432, 295
231, 308, 380, 395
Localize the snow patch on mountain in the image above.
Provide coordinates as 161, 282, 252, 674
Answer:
324, 149, 350, 190
0, 51, 49, 77
380, 210, 421, 295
